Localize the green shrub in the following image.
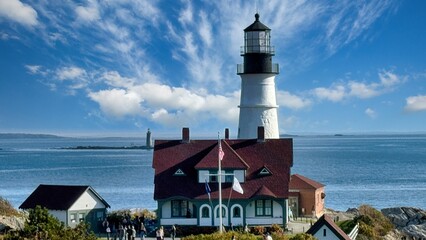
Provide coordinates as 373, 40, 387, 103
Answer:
337, 219, 356, 234
354, 205, 394, 240
289, 233, 317, 240
4, 205, 97, 240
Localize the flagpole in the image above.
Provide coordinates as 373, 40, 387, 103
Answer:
218, 132, 223, 233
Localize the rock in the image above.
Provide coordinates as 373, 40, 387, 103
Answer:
324, 208, 356, 221
382, 207, 426, 239
0, 215, 25, 233
402, 223, 426, 239
346, 208, 359, 215
383, 229, 405, 240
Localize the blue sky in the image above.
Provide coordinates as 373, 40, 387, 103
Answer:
1, 0, 426, 137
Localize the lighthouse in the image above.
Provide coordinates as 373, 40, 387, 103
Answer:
237, 13, 280, 139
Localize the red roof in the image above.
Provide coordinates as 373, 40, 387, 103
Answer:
152, 138, 293, 200
307, 214, 351, 240
289, 174, 325, 190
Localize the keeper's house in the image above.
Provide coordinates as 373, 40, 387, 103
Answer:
152, 127, 293, 227
20, 184, 110, 233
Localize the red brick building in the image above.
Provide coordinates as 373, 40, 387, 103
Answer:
289, 174, 325, 218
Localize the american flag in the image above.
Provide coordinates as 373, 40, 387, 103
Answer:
218, 140, 224, 161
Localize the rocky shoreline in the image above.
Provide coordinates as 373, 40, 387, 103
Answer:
381, 207, 426, 239
326, 207, 426, 239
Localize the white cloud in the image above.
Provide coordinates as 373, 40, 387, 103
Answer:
313, 69, 405, 102
348, 81, 380, 99
0, 0, 38, 26
405, 95, 426, 112
87, 71, 239, 127
365, 108, 377, 119
75, 0, 100, 22
313, 85, 346, 102
101, 71, 135, 88
198, 11, 213, 47
89, 89, 143, 118
178, 0, 193, 24
276, 90, 312, 110
379, 69, 404, 87
324, 1, 395, 55
1, 31, 19, 40
56, 67, 87, 80
25, 65, 42, 74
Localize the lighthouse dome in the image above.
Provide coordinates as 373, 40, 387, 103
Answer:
244, 13, 270, 32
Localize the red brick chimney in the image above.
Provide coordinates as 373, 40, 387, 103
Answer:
225, 128, 229, 140
257, 126, 265, 142
182, 127, 190, 143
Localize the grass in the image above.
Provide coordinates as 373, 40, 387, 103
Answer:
0, 196, 20, 216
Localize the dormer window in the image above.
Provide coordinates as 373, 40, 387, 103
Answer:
174, 169, 186, 176
258, 166, 272, 176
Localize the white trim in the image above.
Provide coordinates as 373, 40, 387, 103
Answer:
230, 204, 244, 226
214, 204, 228, 226
199, 204, 212, 226
161, 218, 197, 226
174, 169, 186, 176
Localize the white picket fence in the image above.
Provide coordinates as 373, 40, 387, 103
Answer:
348, 223, 359, 240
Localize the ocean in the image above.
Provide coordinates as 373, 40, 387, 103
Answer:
1, 134, 425, 212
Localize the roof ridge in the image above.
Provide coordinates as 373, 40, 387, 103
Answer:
291, 174, 325, 189
222, 140, 250, 169
307, 214, 351, 240
251, 185, 277, 198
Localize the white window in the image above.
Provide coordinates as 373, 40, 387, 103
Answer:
78, 213, 85, 222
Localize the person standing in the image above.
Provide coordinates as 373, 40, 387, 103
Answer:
127, 225, 133, 240
171, 225, 177, 240
131, 225, 136, 240
118, 225, 124, 240
156, 226, 164, 240
140, 222, 147, 240
103, 219, 110, 240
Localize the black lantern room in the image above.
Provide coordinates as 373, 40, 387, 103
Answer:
237, 13, 279, 74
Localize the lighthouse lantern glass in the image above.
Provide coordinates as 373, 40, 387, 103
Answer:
245, 30, 270, 53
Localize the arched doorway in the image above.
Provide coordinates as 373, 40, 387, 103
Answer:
213, 204, 228, 226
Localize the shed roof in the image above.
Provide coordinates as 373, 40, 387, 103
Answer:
19, 184, 110, 210
306, 214, 351, 240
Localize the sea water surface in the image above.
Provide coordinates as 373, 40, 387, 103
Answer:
0, 134, 425, 211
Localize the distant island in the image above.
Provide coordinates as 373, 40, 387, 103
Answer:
0, 133, 64, 139
60, 145, 153, 150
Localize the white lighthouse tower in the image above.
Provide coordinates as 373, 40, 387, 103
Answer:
237, 13, 280, 139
